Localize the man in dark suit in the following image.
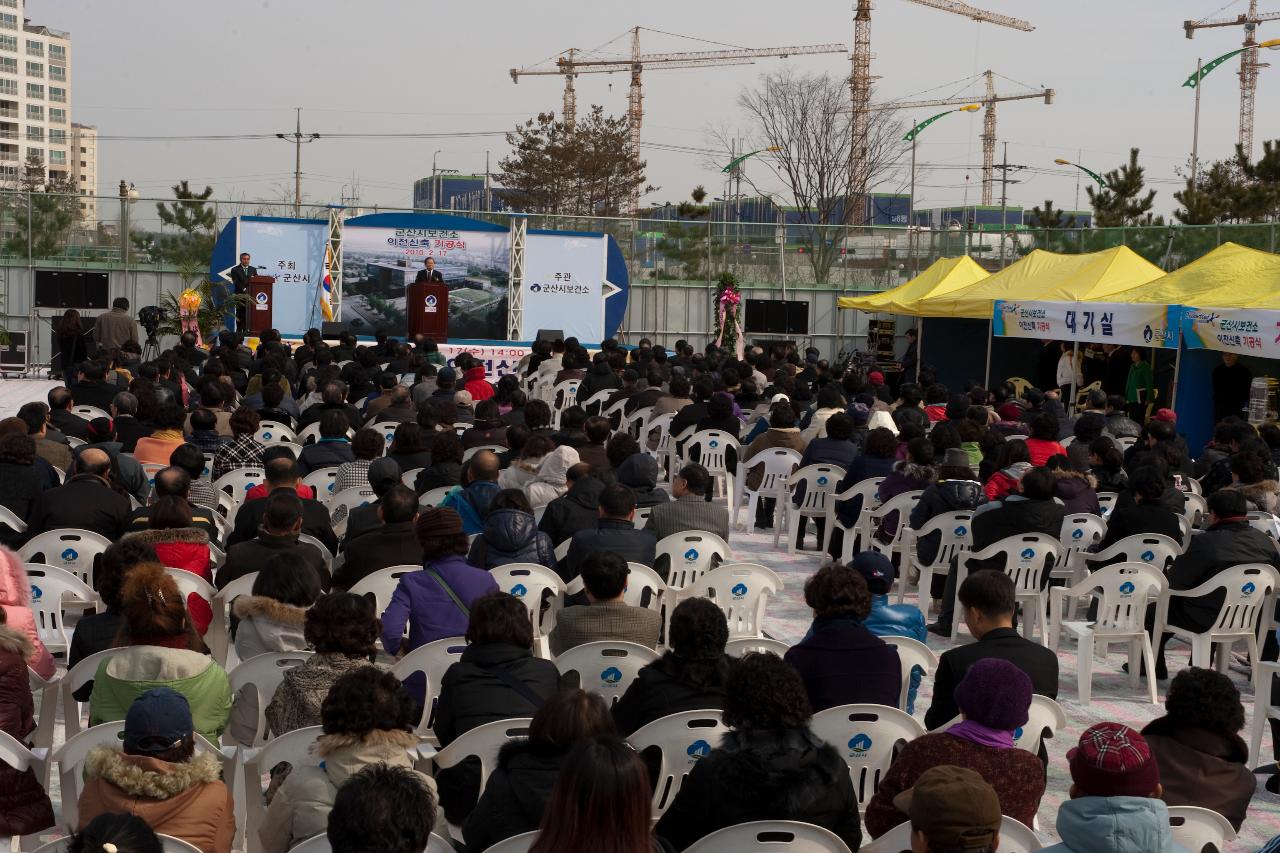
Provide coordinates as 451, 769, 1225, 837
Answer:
642, 463, 729, 543
228, 252, 257, 330
217, 491, 330, 591
226, 456, 338, 553
341, 457, 402, 547
47, 386, 90, 440
414, 256, 444, 284
332, 485, 421, 590
924, 570, 1059, 731
560, 483, 657, 583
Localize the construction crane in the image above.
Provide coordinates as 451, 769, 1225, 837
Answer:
511, 28, 846, 213
870, 71, 1053, 205
1184, 0, 1280, 157
847, 0, 1032, 222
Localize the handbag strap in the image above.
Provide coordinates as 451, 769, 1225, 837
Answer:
426, 568, 470, 619
490, 661, 548, 711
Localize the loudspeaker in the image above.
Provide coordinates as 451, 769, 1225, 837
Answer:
535, 328, 564, 342
34, 270, 109, 309
0, 330, 26, 372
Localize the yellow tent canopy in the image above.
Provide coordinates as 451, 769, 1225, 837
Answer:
836, 256, 989, 315
1102, 242, 1280, 309
907, 246, 1166, 319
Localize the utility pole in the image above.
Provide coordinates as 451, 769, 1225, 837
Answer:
1190, 57, 1203, 187
275, 107, 319, 217
1072, 147, 1082, 213
999, 141, 1009, 268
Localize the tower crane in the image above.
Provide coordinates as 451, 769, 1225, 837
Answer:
870, 71, 1053, 205
1184, 0, 1280, 158
511, 27, 846, 213
848, 0, 1033, 222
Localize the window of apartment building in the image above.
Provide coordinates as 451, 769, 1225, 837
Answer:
0, 57, 16, 73
49, 64, 63, 81
0, 78, 15, 96
49, 86, 65, 103
0, 14, 17, 30
25, 126, 41, 141
25, 61, 41, 77
49, 149, 65, 165
79, 160, 85, 168
0, 35, 16, 52
25, 82, 42, 99
0, 0, 16, 9
27, 146, 43, 161
49, 107, 65, 123
48, 44, 64, 62
26, 104, 42, 121
25, 39, 41, 55
49, 128, 64, 143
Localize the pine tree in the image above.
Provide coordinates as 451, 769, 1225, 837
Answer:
1029, 199, 1076, 229
1087, 148, 1157, 227
3, 152, 80, 258
146, 180, 217, 267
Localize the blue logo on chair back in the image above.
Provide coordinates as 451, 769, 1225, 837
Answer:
730, 583, 748, 600
847, 733, 872, 755
1141, 550, 1155, 563
817, 476, 829, 486
1019, 548, 1035, 560
687, 740, 711, 760
1071, 528, 1084, 540
29, 584, 41, 601
600, 666, 622, 685
1119, 581, 1136, 595
709, 440, 719, 449
262, 431, 273, 440
1013, 726, 1024, 741
1243, 582, 1257, 596
60, 548, 78, 563
683, 548, 699, 562
954, 525, 968, 536
510, 583, 528, 598
244, 482, 254, 491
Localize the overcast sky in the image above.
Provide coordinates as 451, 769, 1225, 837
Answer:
35, 0, 1280, 218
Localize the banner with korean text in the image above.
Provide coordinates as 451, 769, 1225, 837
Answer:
992, 299, 1181, 348
1181, 307, 1280, 358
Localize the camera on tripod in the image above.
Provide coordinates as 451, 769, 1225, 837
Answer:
138, 305, 162, 345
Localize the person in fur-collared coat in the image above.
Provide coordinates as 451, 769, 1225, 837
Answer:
0, 611, 55, 836
78, 687, 235, 853
1046, 455, 1101, 515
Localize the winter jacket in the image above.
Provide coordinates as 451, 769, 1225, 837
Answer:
468, 508, 556, 569
834, 453, 898, 525
259, 729, 436, 853
864, 732, 1046, 838
0, 545, 55, 677
799, 436, 860, 475
1093, 464, 1129, 494
525, 445, 580, 511
1097, 502, 1184, 553
654, 727, 862, 852
73, 439, 150, 504
615, 453, 671, 508
801, 406, 846, 444
742, 428, 806, 491
464, 366, 495, 401
561, 518, 658, 583
227, 595, 308, 745
0, 460, 47, 541
218, 532, 331, 593
227, 491, 339, 555
1226, 479, 1280, 514
462, 739, 569, 852
24, 472, 131, 541
379, 556, 499, 658
1105, 413, 1143, 440
537, 473, 604, 546
924, 627, 1060, 731
1141, 715, 1255, 831
460, 418, 507, 449
909, 479, 985, 566
985, 461, 1032, 501
265, 653, 376, 737
611, 653, 730, 736
440, 480, 502, 535
1050, 468, 1101, 515
874, 462, 935, 541
78, 748, 235, 853
784, 615, 902, 712
297, 438, 355, 477
0, 624, 54, 836
862, 595, 927, 712
124, 527, 213, 583
90, 646, 232, 743
497, 455, 543, 491
579, 362, 621, 400
434, 642, 561, 746
1167, 518, 1280, 629
1040, 796, 1190, 853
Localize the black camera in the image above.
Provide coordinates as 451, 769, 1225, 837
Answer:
138, 305, 162, 343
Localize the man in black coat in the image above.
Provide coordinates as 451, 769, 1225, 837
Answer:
226, 457, 338, 553
68, 361, 121, 412
23, 447, 130, 542
925, 569, 1059, 731
109, 391, 153, 454
414, 256, 444, 284
341, 457, 401, 547
217, 490, 330, 590
47, 386, 90, 440
537, 464, 604, 547
1095, 466, 1183, 555
228, 252, 257, 330
333, 486, 421, 590
559, 483, 657, 583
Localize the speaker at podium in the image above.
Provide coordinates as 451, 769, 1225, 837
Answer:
407, 281, 449, 341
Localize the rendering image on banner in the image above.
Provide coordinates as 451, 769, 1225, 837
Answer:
341, 222, 509, 339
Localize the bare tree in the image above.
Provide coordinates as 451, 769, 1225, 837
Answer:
734, 68, 906, 283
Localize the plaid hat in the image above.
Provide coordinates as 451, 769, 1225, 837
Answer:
437, 366, 457, 384
893, 765, 1001, 848
868, 371, 885, 385
1154, 408, 1177, 424
942, 447, 971, 469
122, 687, 192, 754
86, 416, 114, 440
851, 551, 894, 595
1068, 723, 1161, 798
367, 456, 401, 488
953, 658, 1032, 730
849, 402, 871, 424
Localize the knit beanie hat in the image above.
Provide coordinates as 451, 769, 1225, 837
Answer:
1068, 723, 1161, 798
415, 507, 463, 542
953, 658, 1032, 730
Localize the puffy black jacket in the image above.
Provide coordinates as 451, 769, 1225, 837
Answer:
468, 509, 555, 569
1168, 519, 1280, 628
909, 479, 986, 565
538, 477, 606, 546
611, 654, 730, 736
615, 454, 670, 508
461, 740, 566, 851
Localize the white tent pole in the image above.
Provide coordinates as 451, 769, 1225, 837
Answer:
1170, 342, 1183, 410
1068, 342, 1079, 415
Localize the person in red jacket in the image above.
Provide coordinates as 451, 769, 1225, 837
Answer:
1024, 412, 1067, 467
464, 364, 495, 401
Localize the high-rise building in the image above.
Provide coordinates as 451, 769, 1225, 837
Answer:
70, 121, 95, 223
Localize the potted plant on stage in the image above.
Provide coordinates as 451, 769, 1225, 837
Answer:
156, 261, 252, 344
712, 272, 744, 358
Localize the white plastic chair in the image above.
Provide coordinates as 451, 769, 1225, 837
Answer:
71, 404, 109, 421
243, 726, 324, 849
373, 420, 400, 449
625, 405, 655, 441
301, 466, 340, 501
60, 648, 123, 738
1183, 492, 1209, 530
474, 831, 537, 853
348, 565, 419, 617
1096, 491, 1119, 519
563, 562, 667, 612
0, 729, 49, 795
1166, 805, 1236, 853
881, 636, 937, 710
0, 503, 27, 534
1049, 562, 1165, 705
462, 443, 505, 462
401, 467, 424, 488
211, 571, 259, 669
254, 422, 297, 445
419, 485, 453, 507
670, 562, 783, 639
1056, 513, 1107, 596
285, 834, 484, 853
579, 388, 614, 415
780, 463, 847, 553
554, 640, 659, 706
809, 703, 924, 811
654, 530, 731, 589
19, 528, 112, 587
214, 466, 266, 507
732, 447, 801, 531
682, 429, 739, 499
1083, 533, 1181, 574
327, 486, 375, 537
931, 694, 1066, 757
428, 718, 533, 836
298, 422, 324, 445
627, 709, 729, 818
864, 490, 924, 564
390, 636, 467, 738
902, 510, 974, 613
963, 533, 1062, 642
1155, 562, 1280, 672
23, 563, 99, 655
27, 666, 59, 749
725, 637, 791, 657
632, 505, 653, 530
824, 477, 885, 563
491, 563, 566, 638
226, 651, 311, 746
549, 378, 581, 412
684, 821, 855, 853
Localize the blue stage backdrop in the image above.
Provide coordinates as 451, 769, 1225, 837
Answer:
209, 217, 329, 336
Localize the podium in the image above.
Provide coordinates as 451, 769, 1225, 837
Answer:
407, 281, 449, 341
247, 275, 275, 334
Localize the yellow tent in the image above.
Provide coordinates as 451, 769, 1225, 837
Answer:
1101, 242, 1280, 308
836, 256, 989, 315
906, 246, 1166, 319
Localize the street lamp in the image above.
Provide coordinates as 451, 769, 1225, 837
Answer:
904, 104, 980, 276
1053, 158, 1107, 188
1182, 38, 1280, 184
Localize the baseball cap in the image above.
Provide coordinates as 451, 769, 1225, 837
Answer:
770, 393, 790, 404
850, 402, 871, 425
851, 551, 894, 595
1154, 408, 1177, 424
868, 371, 885, 385
454, 390, 474, 407
1068, 723, 1161, 798
893, 765, 1001, 848
122, 687, 193, 755
437, 366, 457, 384
367, 456, 401, 488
